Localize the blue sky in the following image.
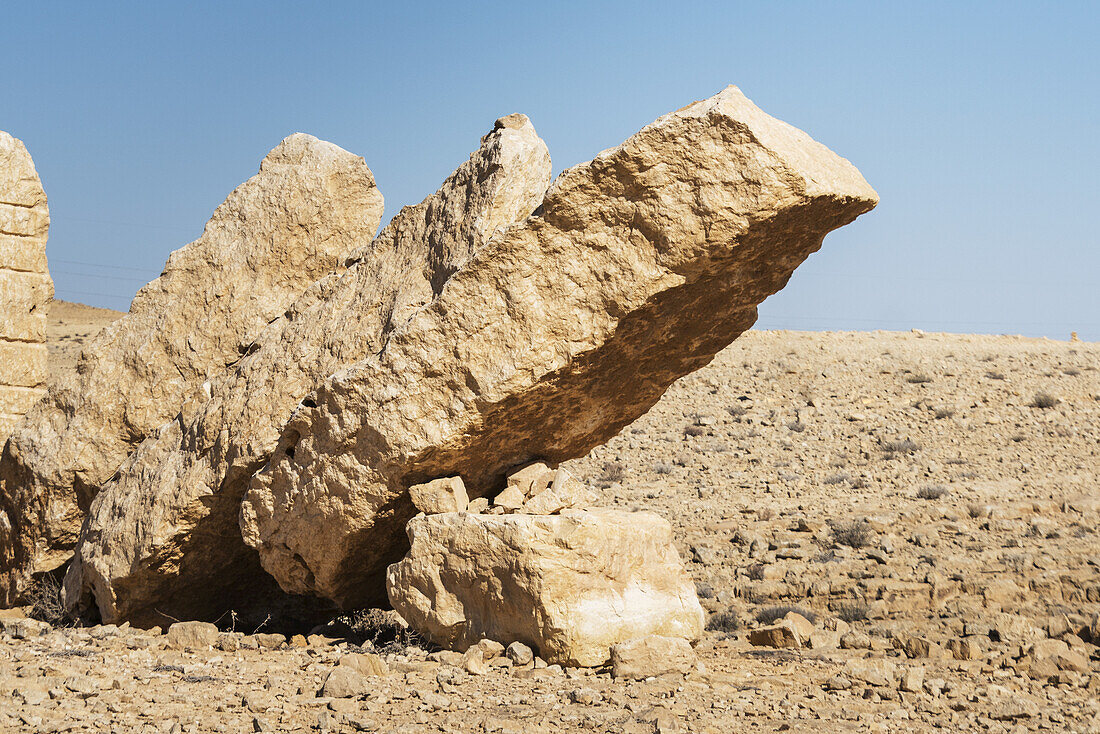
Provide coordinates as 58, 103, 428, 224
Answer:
3, 1, 1097, 338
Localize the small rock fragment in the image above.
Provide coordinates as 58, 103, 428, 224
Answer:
610, 636, 696, 680
492, 485, 525, 512
321, 667, 368, 698
409, 476, 469, 515
505, 641, 534, 666
166, 621, 219, 650
338, 652, 389, 677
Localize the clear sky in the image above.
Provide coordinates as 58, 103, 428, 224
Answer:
3, 1, 1097, 339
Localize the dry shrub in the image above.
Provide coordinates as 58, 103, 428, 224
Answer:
705, 610, 741, 637
880, 438, 919, 454
1031, 392, 1058, 409
26, 574, 74, 627
917, 484, 949, 500
835, 601, 870, 623
330, 608, 424, 653
831, 519, 871, 549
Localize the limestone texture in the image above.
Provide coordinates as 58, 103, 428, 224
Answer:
0, 131, 52, 443
386, 509, 705, 667
409, 477, 469, 515
0, 133, 384, 605
609, 635, 698, 680
61, 118, 551, 626
242, 85, 879, 607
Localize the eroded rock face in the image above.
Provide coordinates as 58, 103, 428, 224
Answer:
386, 509, 704, 667
61, 118, 551, 626
0, 131, 52, 443
1, 134, 384, 604
242, 85, 879, 608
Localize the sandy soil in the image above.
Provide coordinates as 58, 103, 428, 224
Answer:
44, 300, 125, 384
1, 308, 1097, 732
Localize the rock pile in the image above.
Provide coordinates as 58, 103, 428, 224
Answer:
0, 131, 52, 443
240, 85, 878, 612
0, 134, 384, 604
388, 466, 704, 666
62, 115, 552, 626
5, 87, 878, 655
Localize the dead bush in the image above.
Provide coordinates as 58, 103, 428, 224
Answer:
917, 484, 949, 500
705, 610, 741, 637
835, 601, 870, 623
831, 519, 871, 549
879, 438, 919, 454
329, 608, 425, 653
26, 574, 74, 627
1031, 392, 1058, 409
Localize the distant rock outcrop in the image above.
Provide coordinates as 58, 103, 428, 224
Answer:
61, 117, 551, 626
0, 134, 384, 604
0, 131, 52, 444
239, 86, 879, 608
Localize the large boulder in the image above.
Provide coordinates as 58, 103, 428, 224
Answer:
61, 117, 552, 626
0, 134, 384, 604
0, 131, 52, 443
386, 508, 704, 667
241, 85, 879, 607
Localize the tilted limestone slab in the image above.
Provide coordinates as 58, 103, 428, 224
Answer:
386, 508, 704, 667
0, 133, 384, 604
0, 131, 51, 446
240, 85, 879, 608
61, 117, 551, 626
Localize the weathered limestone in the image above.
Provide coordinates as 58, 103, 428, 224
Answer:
1, 134, 384, 604
409, 477, 469, 515
61, 118, 551, 625
386, 508, 704, 667
610, 636, 698, 680
0, 131, 52, 443
242, 85, 879, 607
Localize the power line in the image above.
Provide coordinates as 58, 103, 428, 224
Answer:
53, 289, 133, 303
50, 258, 160, 275
50, 215, 195, 234
52, 269, 152, 283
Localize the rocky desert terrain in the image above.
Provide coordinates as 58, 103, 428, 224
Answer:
2, 312, 1097, 733
43, 301, 123, 383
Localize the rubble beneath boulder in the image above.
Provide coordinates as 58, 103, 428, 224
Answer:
0, 130, 52, 443
1, 134, 384, 604
242, 85, 878, 608
386, 508, 704, 667
609, 635, 698, 680
61, 117, 551, 626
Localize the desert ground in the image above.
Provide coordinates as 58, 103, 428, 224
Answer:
1, 304, 1097, 733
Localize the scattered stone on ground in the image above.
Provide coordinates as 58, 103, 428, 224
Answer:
2, 314, 1098, 731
